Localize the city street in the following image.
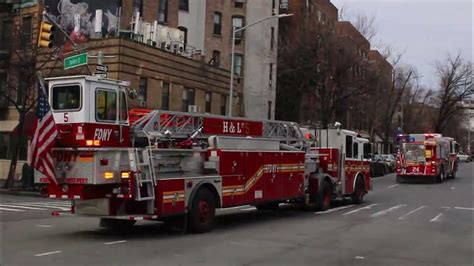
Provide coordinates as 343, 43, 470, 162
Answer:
1, 163, 472, 266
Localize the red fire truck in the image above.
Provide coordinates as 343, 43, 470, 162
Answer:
36, 75, 371, 233
396, 133, 458, 183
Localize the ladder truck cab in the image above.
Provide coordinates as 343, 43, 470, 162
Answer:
36, 75, 371, 233
311, 128, 372, 205
396, 133, 458, 183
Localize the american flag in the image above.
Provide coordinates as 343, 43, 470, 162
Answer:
30, 79, 58, 185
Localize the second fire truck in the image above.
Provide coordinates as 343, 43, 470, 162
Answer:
36, 75, 372, 233
396, 133, 458, 183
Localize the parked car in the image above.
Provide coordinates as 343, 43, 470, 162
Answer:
381, 154, 396, 172
370, 154, 390, 177
457, 152, 471, 162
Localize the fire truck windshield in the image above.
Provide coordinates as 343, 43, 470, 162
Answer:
52, 85, 81, 110
404, 144, 426, 162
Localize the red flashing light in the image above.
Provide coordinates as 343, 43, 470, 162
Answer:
100, 158, 109, 166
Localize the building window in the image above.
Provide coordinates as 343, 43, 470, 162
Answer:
268, 101, 272, 119
133, 0, 143, 15
205, 92, 212, 113
1, 20, 12, 49
182, 87, 195, 112
179, 0, 189, 11
0, 133, 27, 160
269, 63, 273, 86
213, 12, 222, 35
235, 1, 244, 8
158, 0, 168, 23
270, 27, 275, 50
272, 0, 276, 14
212, 50, 220, 67
138, 77, 148, 102
220, 94, 227, 115
178, 26, 188, 49
233, 54, 243, 76
161, 81, 170, 110
232, 16, 244, 39
21, 16, 32, 49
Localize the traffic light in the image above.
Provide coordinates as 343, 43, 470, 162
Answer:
38, 21, 55, 48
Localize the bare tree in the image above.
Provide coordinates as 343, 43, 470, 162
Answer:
339, 5, 377, 42
0, 17, 56, 188
432, 53, 473, 134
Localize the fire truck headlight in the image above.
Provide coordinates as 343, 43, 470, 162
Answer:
65, 163, 72, 171
62, 184, 69, 193
56, 163, 63, 170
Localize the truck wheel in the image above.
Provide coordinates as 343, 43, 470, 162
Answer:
99, 218, 136, 233
396, 175, 404, 183
351, 177, 365, 204
315, 181, 331, 212
255, 202, 279, 211
188, 188, 216, 233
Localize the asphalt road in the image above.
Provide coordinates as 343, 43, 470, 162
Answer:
1, 163, 473, 266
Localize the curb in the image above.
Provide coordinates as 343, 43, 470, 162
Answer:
0, 189, 43, 198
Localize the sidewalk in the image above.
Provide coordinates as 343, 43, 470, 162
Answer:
0, 180, 43, 197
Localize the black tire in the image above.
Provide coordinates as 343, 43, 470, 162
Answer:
255, 202, 279, 211
396, 175, 404, 183
434, 168, 444, 183
99, 218, 136, 233
188, 188, 216, 233
315, 181, 332, 211
351, 177, 365, 204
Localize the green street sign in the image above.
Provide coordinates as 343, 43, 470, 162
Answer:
64, 52, 88, 70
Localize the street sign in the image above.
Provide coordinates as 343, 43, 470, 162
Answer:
95, 73, 107, 78
64, 53, 88, 70
95, 64, 108, 72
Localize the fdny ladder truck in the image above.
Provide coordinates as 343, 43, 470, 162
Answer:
36, 75, 371, 233
396, 133, 458, 183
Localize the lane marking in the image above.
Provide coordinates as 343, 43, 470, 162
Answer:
17, 202, 71, 207
0, 207, 26, 212
454, 207, 474, 211
355, 256, 365, 260
14, 203, 70, 211
36, 225, 53, 228
398, 206, 426, 220
104, 240, 127, 245
222, 205, 252, 210
370, 205, 406, 218
34, 251, 62, 257
0, 204, 47, 210
343, 204, 379, 216
430, 213, 443, 222
450, 187, 455, 190
387, 184, 399, 189
315, 205, 355, 214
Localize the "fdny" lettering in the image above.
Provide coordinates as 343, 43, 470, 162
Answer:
94, 128, 113, 141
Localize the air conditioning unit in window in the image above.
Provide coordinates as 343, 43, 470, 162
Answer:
188, 105, 200, 113
138, 101, 147, 108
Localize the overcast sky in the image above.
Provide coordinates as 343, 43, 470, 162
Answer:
331, 0, 473, 89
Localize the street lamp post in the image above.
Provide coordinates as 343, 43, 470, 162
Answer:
228, 13, 293, 117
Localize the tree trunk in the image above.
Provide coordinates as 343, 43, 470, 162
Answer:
4, 112, 26, 189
